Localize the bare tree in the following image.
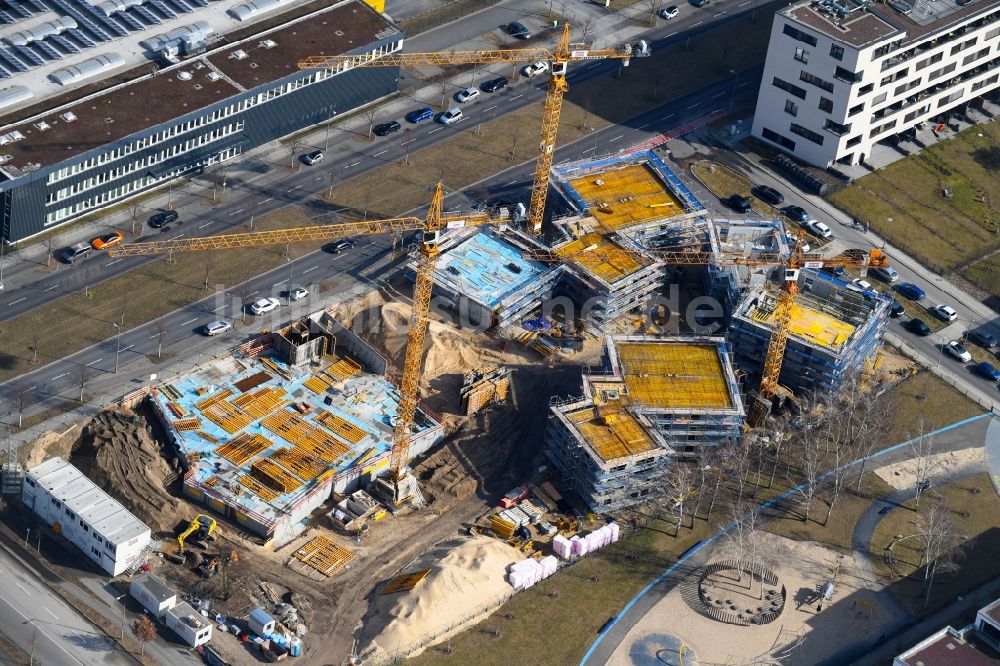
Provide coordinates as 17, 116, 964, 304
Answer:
366, 106, 378, 139
153, 317, 168, 359
127, 202, 143, 236
910, 419, 937, 508
692, 445, 719, 521
233, 282, 253, 324
132, 615, 156, 655
792, 426, 823, 523
44, 235, 57, 268
644, 0, 662, 25
76, 364, 92, 403
29, 328, 40, 364
508, 125, 525, 161
664, 462, 696, 535
10, 382, 33, 429
438, 81, 450, 109
580, 17, 595, 42
289, 141, 302, 170
916, 499, 964, 608
202, 255, 212, 291
722, 498, 762, 581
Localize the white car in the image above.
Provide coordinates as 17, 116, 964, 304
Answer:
847, 278, 872, 293
930, 304, 958, 322
250, 297, 280, 315
289, 287, 309, 301
944, 340, 972, 362
659, 5, 679, 18
203, 320, 232, 336
804, 219, 833, 239
440, 108, 463, 124
456, 87, 480, 103
523, 61, 549, 77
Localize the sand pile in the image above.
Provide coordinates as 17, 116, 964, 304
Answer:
361, 536, 524, 659
874, 446, 984, 490
71, 409, 186, 534
24, 422, 85, 469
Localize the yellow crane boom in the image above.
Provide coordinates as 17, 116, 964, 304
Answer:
297, 23, 649, 235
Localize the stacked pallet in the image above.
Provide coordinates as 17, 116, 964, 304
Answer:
231, 386, 289, 420
314, 411, 367, 445
261, 410, 350, 463
217, 433, 270, 465
173, 418, 201, 431
290, 535, 354, 579
271, 447, 326, 481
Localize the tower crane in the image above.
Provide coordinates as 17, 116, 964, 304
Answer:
297, 23, 650, 235
525, 234, 890, 426
110, 184, 503, 504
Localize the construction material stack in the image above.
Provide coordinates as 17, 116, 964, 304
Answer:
460, 365, 512, 416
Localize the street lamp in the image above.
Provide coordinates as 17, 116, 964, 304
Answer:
116, 593, 127, 640
112, 322, 122, 374
286, 258, 294, 304
729, 69, 739, 110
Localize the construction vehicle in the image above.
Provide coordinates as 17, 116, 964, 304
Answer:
177, 514, 217, 552
111, 186, 500, 505
297, 23, 650, 235
198, 550, 239, 578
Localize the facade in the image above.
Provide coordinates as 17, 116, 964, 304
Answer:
0, 0, 402, 243
130, 573, 177, 618
753, 0, 1000, 166
23, 457, 152, 576
729, 269, 892, 395
894, 596, 1000, 664
165, 601, 212, 648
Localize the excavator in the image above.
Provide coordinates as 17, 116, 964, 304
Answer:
177, 514, 217, 552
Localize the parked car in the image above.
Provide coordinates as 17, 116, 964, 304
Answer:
302, 150, 324, 166
507, 21, 531, 39
91, 231, 124, 250
896, 282, 926, 301
61, 242, 92, 264
727, 194, 751, 213
203, 320, 232, 336
752, 185, 784, 206
869, 266, 900, 284
249, 297, 280, 316
456, 87, 480, 103
659, 5, 680, 18
523, 61, 549, 77
907, 318, 932, 336
440, 108, 464, 124
327, 239, 356, 254
967, 330, 997, 348
929, 304, 958, 322
971, 361, 1000, 381
821, 265, 846, 278
889, 300, 905, 318
847, 278, 872, 293
481, 76, 509, 93
405, 107, 434, 123
781, 205, 809, 223
944, 340, 972, 362
804, 219, 833, 239
373, 121, 401, 136
289, 287, 309, 301
692, 0, 710, 7
148, 210, 178, 228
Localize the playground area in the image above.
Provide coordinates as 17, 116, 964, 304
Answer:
606, 532, 899, 666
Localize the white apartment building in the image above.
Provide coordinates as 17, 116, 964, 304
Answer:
23, 457, 152, 576
752, 0, 1000, 167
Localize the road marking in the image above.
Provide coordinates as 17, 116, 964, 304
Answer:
105, 259, 123, 267
509, 94, 524, 101
691, 20, 703, 26
401, 138, 417, 146
0, 591, 83, 665
43, 285, 58, 292
170, 233, 185, 240
345, 162, 361, 169
713, 91, 727, 98
484, 105, 498, 112
739, 1, 749, 5
609, 134, 624, 142
662, 113, 675, 120
582, 147, 596, 153
289, 185, 303, 191
232, 208, 246, 215
7, 297, 26, 306
714, 10, 727, 16
428, 127, 443, 134
260, 197, 273, 204
273, 279, 288, 287
212, 304, 227, 312
637, 122, 650, 130
148, 333, 160, 339
315, 176, 322, 181
120, 344, 134, 352
181, 318, 198, 326
198, 221, 214, 229
53, 373, 67, 380
248, 290, 259, 297
16, 583, 29, 595
666, 31, 677, 37
85, 358, 102, 366
44, 607, 58, 620
687, 102, 701, 109
373, 150, 388, 157
738, 80, 752, 87
506, 180, 518, 185
302, 265, 319, 274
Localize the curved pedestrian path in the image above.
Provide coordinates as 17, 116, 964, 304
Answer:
580, 413, 993, 666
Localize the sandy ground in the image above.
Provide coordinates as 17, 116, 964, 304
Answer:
607, 533, 899, 666
873, 447, 984, 490
359, 535, 524, 660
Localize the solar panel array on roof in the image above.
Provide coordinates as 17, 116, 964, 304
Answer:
24, 0, 49, 11
31, 40, 62, 60
147, 0, 175, 18
0, 48, 28, 71
49, 33, 80, 54
113, 9, 141, 29
51, 0, 112, 42
13, 44, 43, 66
132, 5, 160, 24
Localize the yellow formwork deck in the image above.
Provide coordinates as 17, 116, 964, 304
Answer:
568, 405, 656, 462
567, 164, 682, 231
554, 232, 652, 283
616, 342, 734, 410
750, 301, 856, 351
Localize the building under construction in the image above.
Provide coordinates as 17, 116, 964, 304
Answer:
729, 269, 892, 395
149, 310, 443, 545
544, 336, 744, 511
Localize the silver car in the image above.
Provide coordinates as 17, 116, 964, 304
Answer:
204, 320, 232, 336
250, 297, 280, 315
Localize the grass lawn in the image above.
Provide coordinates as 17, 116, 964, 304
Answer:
827, 120, 1000, 297
869, 472, 1000, 617
879, 371, 982, 444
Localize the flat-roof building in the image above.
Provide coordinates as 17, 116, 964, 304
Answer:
23, 456, 152, 576
752, 0, 1000, 167
0, 0, 400, 243
894, 595, 1000, 665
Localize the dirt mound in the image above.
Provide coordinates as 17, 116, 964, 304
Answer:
23, 422, 84, 469
71, 409, 186, 534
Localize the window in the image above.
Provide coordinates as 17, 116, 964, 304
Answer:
819, 97, 834, 112
773, 77, 807, 99
873, 92, 888, 105
881, 74, 893, 86
795, 46, 809, 63
834, 66, 862, 83
783, 24, 817, 46
972, 73, 999, 92
846, 135, 862, 148
800, 70, 834, 93
950, 38, 977, 56
26, 478, 34, 487
823, 119, 851, 135
761, 127, 796, 150
858, 82, 874, 95
929, 63, 957, 80
986, 26, 1000, 41
848, 102, 865, 117
785, 99, 799, 116
790, 123, 825, 145
964, 47, 991, 66
894, 79, 921, 96
938, 90, 964, 107
916, 52, 944, 70
830, 44, 845, 60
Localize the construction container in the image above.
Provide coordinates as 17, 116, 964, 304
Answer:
249, 608, 276, 637
130, 573, 177, 618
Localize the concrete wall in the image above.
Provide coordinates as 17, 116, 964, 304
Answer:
319, 311, 388, 375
